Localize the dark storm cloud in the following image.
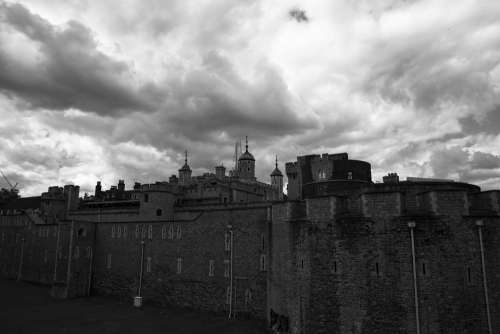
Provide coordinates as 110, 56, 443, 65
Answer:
289, 8, 308, 23
428, 146, 500, 187
470, 151, 500, 169
459, 105, 500, 136
0, 3, 160, 115
359, 6, 500, 114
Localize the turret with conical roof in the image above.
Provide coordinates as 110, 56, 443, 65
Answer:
270, 155, 283, 200
238, 136, 256, 180
179, 150, 192, 185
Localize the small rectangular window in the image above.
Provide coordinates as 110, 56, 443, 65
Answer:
375, 262, 381, 277
244, 289, 252, 306
86, 246, 92, 259
169, 225, 174, 239
111, 225, 116, 238
135, 224, 140, 239
106, 253, 112, 269
177, 257, 182, 274
123, 225, 128, 238
209, 259, 215, 277
117, 225, 122, 238
176, 225, 182, 239
225, 232, 231, 251
224, 259, 230, 277
260, 254, 267, 271
146, 256, 152, 273
148, 225, 153, 240
144, 194, 149, 202
226, 286, 231, 304
141, 225, 146, 239
333, 261, 338, 273
467, 266, 472, 284
347, 171, 353, 180
156, 209, 162, 216
161, 225, 167, 240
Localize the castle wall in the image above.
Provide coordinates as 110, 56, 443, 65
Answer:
90, 204, 269, 319
290, 192, 497, 334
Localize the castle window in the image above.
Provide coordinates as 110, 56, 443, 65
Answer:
422, 262, 427, 277
225, 232, 231, 251
226, 286, 231, 304
148, 225, 153, 240
106, 253, 112, 269
467, 266, 472, 284
86, 246, 92, 259
117, 225, 122, 238
141, 225, 146, 239
74, 246, 80, 259
144, 194, 149, 202
260, 254, 267, 271
347, 172, 353, 180
300, 258, 304, 269
244, 289, 252, 308
169, 225, 174, 239
176, 225, 182, 239
156, 209, 162, 216
177, 257, 182, 274
78, 227, 86, 238
135, 224, 140, 239
161, 225, 167, 240
208, 260, 215, 277
111, 225, 116, 238
375, 262, 381, 277
333, 261, 338, 274
146, 257, 152, 273
224, 259, 230, 277
123, 226, 128, 238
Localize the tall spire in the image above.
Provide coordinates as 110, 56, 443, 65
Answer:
185, 150, 188, 165
245, 136, 248, 152
275, 155, 278, 169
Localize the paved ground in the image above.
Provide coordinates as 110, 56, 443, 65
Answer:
0, 279, 267, 334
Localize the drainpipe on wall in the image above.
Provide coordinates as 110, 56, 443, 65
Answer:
53, 223, 61, 282
17, 236, 25, 281
228, 224, 234, 319
134, 239, 145, 308
65, 220, 75, 297
408, 221, 421, 334
476, 220, 493, 334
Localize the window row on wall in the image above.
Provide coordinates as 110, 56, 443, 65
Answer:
226, 286, 253, 306
322, 259, 478, 285
104, 254, 266, 274
110, 224, 182, 240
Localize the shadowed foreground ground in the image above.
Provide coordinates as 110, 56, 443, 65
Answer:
0, 279, 267, 334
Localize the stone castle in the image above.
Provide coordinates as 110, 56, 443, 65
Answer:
1, 142, 499, 334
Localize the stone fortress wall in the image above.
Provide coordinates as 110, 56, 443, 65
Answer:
0, 150, 499, 334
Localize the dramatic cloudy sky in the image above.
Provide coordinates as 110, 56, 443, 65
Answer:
1, 0, 500, 196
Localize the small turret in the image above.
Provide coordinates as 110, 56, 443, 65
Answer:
215, 164, 226, 179
238, 136, 256, 180
179, 150, 192, 185
271, 155, 284, 200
